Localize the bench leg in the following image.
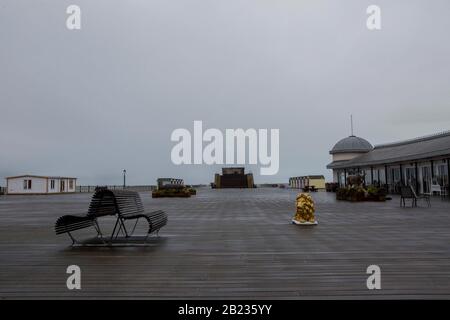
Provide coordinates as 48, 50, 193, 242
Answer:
144, 229, 159, 242
94, 220, 103, 238
119, 218, 129, 238
401, 197, 407, 207
131, 218, 140, 236
115, 222, 126, 240
93, 221, 108, 244
110, 217, 131, 243
67, 232, 77, 246
110, 217, 121, 244
116, 223, 124, 238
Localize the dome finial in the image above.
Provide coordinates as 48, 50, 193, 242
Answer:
350, 114, 354, 136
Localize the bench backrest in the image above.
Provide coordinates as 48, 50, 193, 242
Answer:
409, 185, 421, 199
112, 190, 145, 217
87, 188, 144, 218
400, 186, 415, 198
87, 189, 118, 218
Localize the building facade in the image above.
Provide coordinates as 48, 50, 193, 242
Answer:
327, 131, 450, 195
289, 175, 325, 190
6, 175, 77, 195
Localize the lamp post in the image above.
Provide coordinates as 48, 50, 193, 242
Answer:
123, 169, 126, 189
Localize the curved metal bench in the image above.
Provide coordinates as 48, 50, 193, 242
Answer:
55, 188, 167, 245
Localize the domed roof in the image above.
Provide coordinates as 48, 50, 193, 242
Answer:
330, 135, 373, 154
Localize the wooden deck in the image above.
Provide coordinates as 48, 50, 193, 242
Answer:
0, 188, 449, 299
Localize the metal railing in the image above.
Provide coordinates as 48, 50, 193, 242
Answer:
76, 185, 156, 193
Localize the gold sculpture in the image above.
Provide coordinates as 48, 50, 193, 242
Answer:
292, 193, 318, 225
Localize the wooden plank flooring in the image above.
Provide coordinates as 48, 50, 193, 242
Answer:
0, 188, 449, 299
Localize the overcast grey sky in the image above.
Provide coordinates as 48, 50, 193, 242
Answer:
1, 0, 450, 185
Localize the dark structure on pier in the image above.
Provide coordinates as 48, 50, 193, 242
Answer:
213, 167, 255, 189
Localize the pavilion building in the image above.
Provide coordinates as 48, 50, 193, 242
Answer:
326, 131, 450, 195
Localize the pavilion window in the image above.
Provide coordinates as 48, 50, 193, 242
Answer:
405, 167, 416, 187
379, 169, 386, 185
437, 163, 448, 186
364, 170, 371, 186
421, 166, 431, 194
371, 168, 379, 185
391, 168, 400, 183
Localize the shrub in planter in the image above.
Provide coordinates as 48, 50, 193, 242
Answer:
336, 188, 348, 200
366, 185, 387, 201
152, 187, 191, 198
337, 185, 387, 202
377, 187, 387, 201
347, 187, 365, 202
